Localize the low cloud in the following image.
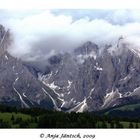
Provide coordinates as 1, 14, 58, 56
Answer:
1, 9, 140, 62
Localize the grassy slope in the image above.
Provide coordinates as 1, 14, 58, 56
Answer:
103, 103, 140, 116
0, 112, 37, 128
113, 103, 140, 111
0, 112, 31, 121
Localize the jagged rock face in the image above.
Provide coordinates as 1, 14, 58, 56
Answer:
74, 41, 99, 55
0, 25, 62, 109
0, 52, 57, 109
0, 25, 5, 39
33, 42, 105, 111
0, 26, 11, 55
1, 24, 140, 112
32, 40, 140, 112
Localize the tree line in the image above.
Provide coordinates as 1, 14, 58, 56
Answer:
0, 104, 139, 128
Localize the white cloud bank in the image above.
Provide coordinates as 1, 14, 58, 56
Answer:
1, 9, 140, 61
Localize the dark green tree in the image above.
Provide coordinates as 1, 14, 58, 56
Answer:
115, 121, 123, 128
129, 122, 134, 128
101, 121, 107, 128
11, 115, 15, 121
135, 123, 139, 128
110, 121, 115, 128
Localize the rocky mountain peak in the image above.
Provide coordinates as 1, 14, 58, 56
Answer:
0, 25, 5, 39
1, 24, 140, 112
74, 41, 99, 55
0, 25, 11, 56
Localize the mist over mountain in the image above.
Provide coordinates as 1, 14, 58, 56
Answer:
1, 10, 140, 112
1, 9, 140, 65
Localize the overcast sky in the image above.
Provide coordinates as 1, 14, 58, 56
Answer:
1, 9, 140, 62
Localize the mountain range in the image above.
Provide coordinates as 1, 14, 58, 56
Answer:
1, 24, 140, 112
